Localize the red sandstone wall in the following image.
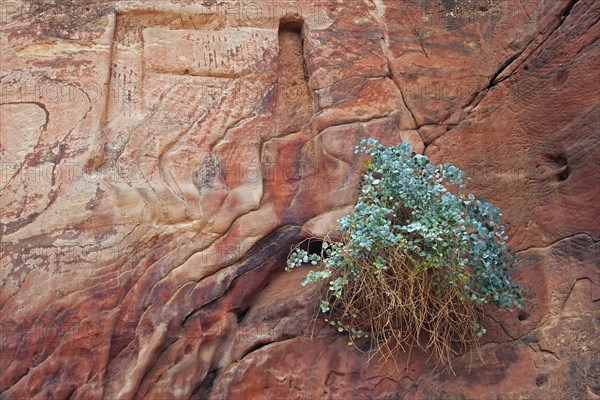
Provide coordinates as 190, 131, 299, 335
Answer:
1, 1, 598, 399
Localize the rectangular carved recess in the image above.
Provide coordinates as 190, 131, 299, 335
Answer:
276, 16, 313, 134
95, 10, 238, 167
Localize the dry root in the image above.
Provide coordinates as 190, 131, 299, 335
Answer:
320, 234, 481, 372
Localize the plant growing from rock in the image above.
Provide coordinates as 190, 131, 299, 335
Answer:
286, 138, 524, 369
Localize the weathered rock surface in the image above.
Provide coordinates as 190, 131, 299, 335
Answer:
1, 0, 598, 399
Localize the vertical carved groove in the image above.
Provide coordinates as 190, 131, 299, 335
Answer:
276, 16, 313, 135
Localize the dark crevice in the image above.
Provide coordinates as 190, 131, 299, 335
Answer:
413, 28, 429, 59
215, 225, 299, 299
307, 239, 324, 255
181, 308, 201, 327
236, 306, 250, 323
239, 340, 275, 360
544, 151, 570, 181
557, 166, 570, 181
180, 225, 300, 329
398, 81, 419, 127
292, 237, 325, 259
486, 51, 522, 89
424, 0, 584, 150
562, 0, 578, 17
191, 369, 218, 400
370, 0, 418, 129
518, 312, 529, 321
535, 373, 549, 387
488, 0, 579, 90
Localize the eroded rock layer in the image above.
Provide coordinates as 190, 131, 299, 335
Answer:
1, 1, 598, 399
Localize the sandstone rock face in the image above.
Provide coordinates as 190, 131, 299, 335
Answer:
1, 1, 598, 399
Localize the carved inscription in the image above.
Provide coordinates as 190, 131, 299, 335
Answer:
143, 28, 277, 76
